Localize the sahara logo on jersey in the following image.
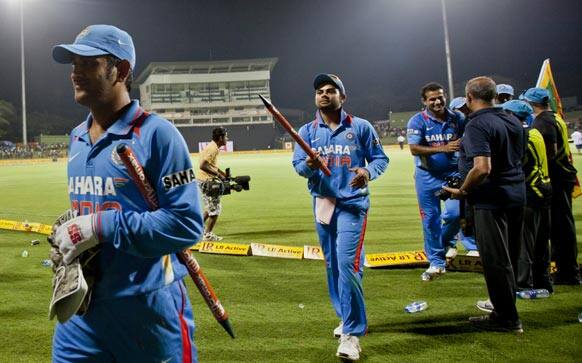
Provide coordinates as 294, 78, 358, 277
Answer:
162, 168, 196, 191
68, 176, 117, 196
425, 133, 455, 143
313, 144, 351, 156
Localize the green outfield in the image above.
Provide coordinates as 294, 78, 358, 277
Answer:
0, 147, 581, 362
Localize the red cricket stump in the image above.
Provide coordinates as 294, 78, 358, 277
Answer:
258, 94, 332, 176
116, 143, 235, 339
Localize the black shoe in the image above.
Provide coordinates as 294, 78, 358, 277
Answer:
533, 283, 554, 294
533, 277, 554, 293
469, 315, 523, 334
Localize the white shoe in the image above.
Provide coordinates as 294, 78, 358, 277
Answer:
336, 334, 361, 361
466, 250, 480, 257
203, 232, 223, 241
445, 247, 458, 259
475, 298, 494, 313
421, 266, 446, 281
333, 321, 343, 337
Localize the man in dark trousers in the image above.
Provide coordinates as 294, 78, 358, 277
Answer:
503, 100, 553, 292
445, 76, 526, 333
523, 87, 581, 285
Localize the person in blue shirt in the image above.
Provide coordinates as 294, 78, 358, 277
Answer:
50, 25, 204, 362
407, 82, 475, 281
292, 74, 388, 361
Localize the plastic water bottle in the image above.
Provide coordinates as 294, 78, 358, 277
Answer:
517, 289, 550, 299
404, 301, 428, 313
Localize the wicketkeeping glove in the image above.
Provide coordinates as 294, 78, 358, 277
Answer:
54, 214, 100, 265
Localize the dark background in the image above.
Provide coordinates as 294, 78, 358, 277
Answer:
0, 0, 580, 136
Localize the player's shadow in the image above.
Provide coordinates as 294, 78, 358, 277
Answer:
369, 312, 474, 336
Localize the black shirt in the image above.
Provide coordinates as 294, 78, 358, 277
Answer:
532, 111, 577, 185
460, 107, 526, 209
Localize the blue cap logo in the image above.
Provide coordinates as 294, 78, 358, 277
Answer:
496, 84, 514, 96
52, 24, 136, 69
449, 97, 466, 110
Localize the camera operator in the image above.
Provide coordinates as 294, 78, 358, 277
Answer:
445, 76, 526, 333
198, 127, 228, 241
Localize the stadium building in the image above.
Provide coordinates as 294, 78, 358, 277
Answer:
136, 58, 278, 151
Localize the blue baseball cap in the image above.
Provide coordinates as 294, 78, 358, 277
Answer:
449, 97, 466, 110
496, 84, 514, 96
521, 87, 550, 104
52, 25, 136, 69
313, 74, 346, 95
502, 100, 533, 119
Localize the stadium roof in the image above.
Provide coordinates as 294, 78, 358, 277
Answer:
135, 57, 278, 84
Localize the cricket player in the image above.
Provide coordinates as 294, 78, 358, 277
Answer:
292, 74, 388, 361
407, 82, 474, 281
50, 25, 204, 362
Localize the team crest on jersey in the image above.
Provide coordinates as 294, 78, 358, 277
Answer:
345, 132, 355, 141
111, 148, 124, 166
162, 168, 196, 191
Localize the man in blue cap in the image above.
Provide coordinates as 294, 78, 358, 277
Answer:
496, 84, 514, 105
524, 87, 581, 285
293, 73, 389, 361
449, 96, 470, 117
50, 25, 204, 361
502, 100, 553, 293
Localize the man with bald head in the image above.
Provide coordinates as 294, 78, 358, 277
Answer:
445, 76, 526, 333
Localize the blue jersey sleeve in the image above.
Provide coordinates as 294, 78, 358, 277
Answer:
97, 120, 204, 258
406, 114, 424, 145
359, 121, 389, 180
292, 125, 317, 178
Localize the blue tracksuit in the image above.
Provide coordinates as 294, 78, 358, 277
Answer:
407, 109, 476, 268
293, 109, 388, 336
53, 100, 204, 362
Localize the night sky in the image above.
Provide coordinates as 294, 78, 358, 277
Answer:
0, 0, 581, 123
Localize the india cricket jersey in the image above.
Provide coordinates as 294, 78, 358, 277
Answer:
292, 109, 389, 199
67, 100, 204, 300
292, 108, 388, 336
407, 109, 465, 173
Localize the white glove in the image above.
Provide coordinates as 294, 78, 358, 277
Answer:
54, 214, 100, 265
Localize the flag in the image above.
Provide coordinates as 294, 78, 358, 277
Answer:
536, 59, 564, 117
535, 58, 581, 198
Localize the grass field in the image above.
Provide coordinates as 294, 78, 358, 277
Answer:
0, 147, 581, 362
